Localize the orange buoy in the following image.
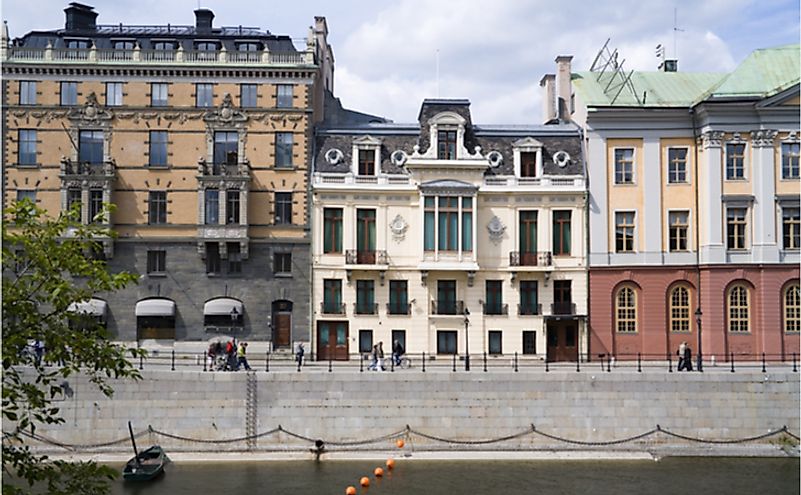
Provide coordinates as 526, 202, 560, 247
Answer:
386, 458, 395, 470
395, 439, 405, 449
346, 486, 357, 495
374, 467, 384, 477
360, 477, 370, 487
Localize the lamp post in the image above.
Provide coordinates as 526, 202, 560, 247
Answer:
231, 306, 239, 330
463, 308, 470, 371
694, 307, 703, 372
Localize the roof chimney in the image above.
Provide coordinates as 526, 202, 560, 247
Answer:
539, 74, 556, 123
194, 9, 214, 32
661, 59, 678, 72
64, 2, 98, 31
555, 55, 573, 122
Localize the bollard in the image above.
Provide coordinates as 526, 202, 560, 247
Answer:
730, 352, 735, 373
422, 352, 426, 373
203, 354, 207, 372
483, 352, 487, 372
171, 350, 175, 371
391, 354, 395, 372
637, 353, 642, 373
545, 358, 549, 372
514, 352, 518, 372
452, 353, 457, 372
668, 354, 673, 373
762, 352, 766, 373
600, 355, 605, 371
139, 354, 144, 370
297, 356, 301, 372
794, 353, 798, 373
606, 355, 611, 372
576, 357, 580, 373
265, 352, 270, 373
328, 357, 332, 373
360, 353, 364, 373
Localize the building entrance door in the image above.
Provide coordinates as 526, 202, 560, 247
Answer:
317, 321, 349, 360
271, 300, 293, 349
546, 322, 578, 362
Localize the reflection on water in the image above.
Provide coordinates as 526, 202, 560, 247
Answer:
111, 457, 799, 495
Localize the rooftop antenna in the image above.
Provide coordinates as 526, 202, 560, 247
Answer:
656, 44, 665, 70
436, 49, 440, 97
673, 7, 684, 60
589, 38, 642, 105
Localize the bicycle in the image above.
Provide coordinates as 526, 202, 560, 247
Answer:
395, 354, 412, 369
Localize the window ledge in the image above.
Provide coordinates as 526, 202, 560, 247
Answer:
147, 273, 167, 278
147, 165, 171, 170
16, 163, 40, 169
274, 166, 298, 171
274, 272, 293, 278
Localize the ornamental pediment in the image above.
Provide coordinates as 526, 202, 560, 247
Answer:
203, 93, 248, 125
353, 135, 382, 146
67, 92, 113, 123
512, 137, 544, 149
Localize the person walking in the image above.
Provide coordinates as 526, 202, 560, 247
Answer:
377, 341, 386, 371
33, 339, 45, 367
367, 344, 378, 371
236, 342, 251, 371
677, 341, 687, 371
392, 340, 405, 367
296, 342, 305, 367
683, 343, 693, 372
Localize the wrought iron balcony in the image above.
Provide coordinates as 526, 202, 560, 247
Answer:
518, 303, 542, 316
431, 300, 465, 315
386, 303, 411, 315
353, 303, 379, 315
59, 158, 116, 177
483, 303, 509, 316
320, 302, 346, 315
345, 250, 388, 265
551, 302, 577, 315
509, 251, 552, 267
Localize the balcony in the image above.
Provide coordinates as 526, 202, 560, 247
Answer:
551, 302, 577, 315
345, 250, 388, 265
313, 173, 412, 187
431, 300, 465, 315
483, 303, 509, 316
483, 175, 585, 189
386, 303, 411, 316
353, 303, 378, 315
198, 160, 250, 178
60, 159, 116, 178
320, 302, 346, 316
518, 303, 542, 316
509, 251, 553, 267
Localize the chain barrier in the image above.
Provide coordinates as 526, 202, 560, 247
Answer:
408, 426, 535, 445
656, 424, 793, 445
13, 428, 149, 452
147, 425, 281, 445
530, 425, 660, 446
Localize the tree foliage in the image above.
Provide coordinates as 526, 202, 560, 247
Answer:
2, 201, 145, 494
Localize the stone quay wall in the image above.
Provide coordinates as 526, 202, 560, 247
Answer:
30, 370, 800, 453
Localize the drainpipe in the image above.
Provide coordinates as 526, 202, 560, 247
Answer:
690, 106, 703, 372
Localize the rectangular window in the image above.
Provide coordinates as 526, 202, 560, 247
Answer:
359, 330, 374, 354
462, 197, 472, 252
78, 130, 104, 164
276, 84, 293, 108
273, 252, 292, 274
148, 191, 167, 225
488, 331, 503, 355
323, 279, 343, 313
485, 280, 503, 315
323, 208, 343, 253
105, 82, 123, 106
16, 190, 36, 204
152, 41, 175, 60
388, 280, 408, 315
783, 207, 800, 250
88, 189, 103, 223
151, 83, 168, 106
519, 281, 539, 315
206, 242, 221, 275
615, 211, 636, 253
725, 143, 746, 180
274, 192, 292, 225
60, 82, 77, 106
149, 131, 168, 167
67, 188, 82, 212
782, 143, 800, 180
437, 280, 457, 315
356, 280, 375, 314
147, 250, 166, 275
356, 209, 376, 259
438, 197, 459, 251
18, 130, 37, 165
240, 84, 257, 108
358, 149, 375, 176
726, 207, 747, 250
522, 331, 537, 354
213, 131, 238, 170
614, 148, 634, 184
667, 148, 688, 183
553, 210, 571, 256
275, 132, 293, 168
519, 210, 538, 264
196, 42, 218, 61
228, 242, 242, 274
438, 130, 457, 159
392, 330, 406, 352
437, 330, 457, 355
424, 197, 435, 251
196, 83, 214, 107
520, 151, 537, 177
204, 189, 219, 225
668, 211, 689, 252
19, 81, 36, 105
226, 190, 240, 225
554, 280, 572, 314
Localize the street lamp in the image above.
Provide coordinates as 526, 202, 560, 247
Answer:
694, 307, 703, 372
463, 307, 470, 371
230, 306, 240, 329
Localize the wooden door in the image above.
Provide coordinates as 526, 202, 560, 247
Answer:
546, 323, 578, 362
317, 321, 349, 361
273, 313, 291, 348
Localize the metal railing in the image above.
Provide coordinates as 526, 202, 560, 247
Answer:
509, 251, 553, 267
353, 303, 378, 315
345, 250, 388, 265
431, 300, 465, 315
320, 302, 345, 315
551, 302, 576, 315
482, 303, 509, 316
386, 303, 411, 315
518, 303, 542, 316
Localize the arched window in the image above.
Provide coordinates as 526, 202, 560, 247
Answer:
727, 285, 750, 333
616, 286, 637, 333
785, 283, 800, 333
670, 286, 691, 333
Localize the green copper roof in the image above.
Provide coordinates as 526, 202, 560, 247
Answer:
573, 44, 800, 108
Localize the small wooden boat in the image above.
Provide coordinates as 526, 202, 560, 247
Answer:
122, 422, 169, 481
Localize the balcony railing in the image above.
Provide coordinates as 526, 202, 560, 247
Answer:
518, 303, 542, 316
431, 300, 465, 315
313, 173, 411, 186
60, 159, 115, 176
551, 302, 577, 315
5, 47, 311, 66
483, 303, 509, 316
353, 303, 378, 315
509, 251, 552, 267
198, 160, 250, 177
483, 176, 585, 188
386, 303, 411, 315
345, 250, 387, 265
320, 302, 345, 315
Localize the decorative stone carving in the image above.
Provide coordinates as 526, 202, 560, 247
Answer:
325, 148, 344, 165
487, 151, 503, 168
486, 216, 506, 244
203, 93, 248, 124
698, 130, 725, 148
390, 150, 408, 166
389, 214, 408, 242
750, 129, 778, 148
783, 131, 799, 143
553, 150, 571, 167
67, 92, 113, 123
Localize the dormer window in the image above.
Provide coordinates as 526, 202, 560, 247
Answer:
196, 41, 218, 61
112, 40, 135, 50
66, 39, 90, 49
351, 135, 382, 176
358, 149, 375, 176
237, 42, 260, 52
512, 138, 544, 178
521, 152, 537, 177
438, 130, 457, 159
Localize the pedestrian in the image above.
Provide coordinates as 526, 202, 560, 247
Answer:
237, 342, 251, 371
683, 343, 693, 372
33, 339, 45, 367
377, 341, 386, 371
392, 340, 405, 367
296, 342, 305, 367
225, 339, 236, 371
207, 342, 217, 371
367, 344, 378, 371
677, 341, 687, 371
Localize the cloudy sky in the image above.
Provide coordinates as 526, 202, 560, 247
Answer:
3, 0, 798, 123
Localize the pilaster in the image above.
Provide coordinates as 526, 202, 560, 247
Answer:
751, 130, 779, 262
699, 131, 726, 264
